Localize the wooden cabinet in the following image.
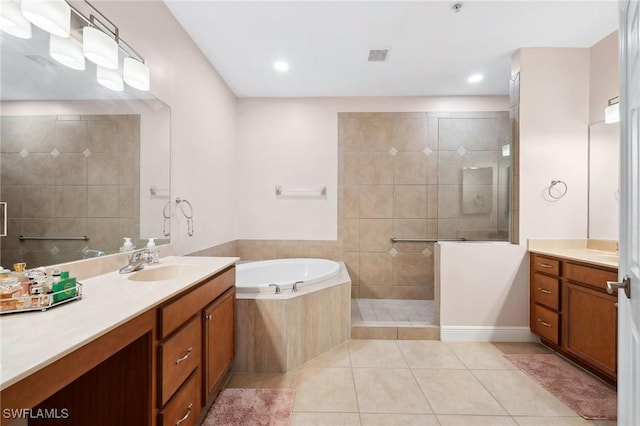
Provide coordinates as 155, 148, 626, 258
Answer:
157, 266, 236, 423
530, 253, 617, 384
203, 287, 235, 405
159, 369, 201, 426
0, 261, 236, 426
158, 316, 202, 406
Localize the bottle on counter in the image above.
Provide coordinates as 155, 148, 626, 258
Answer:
121, 237, 134, 252
146, 238, 160, 263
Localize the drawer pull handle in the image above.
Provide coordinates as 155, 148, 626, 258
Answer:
175, 347, 193, 365
538, 288, 552, 294
537, 318, 552, 328
206, 314, 213, 320
538, 263, 553, 269
175, 403, 193, 426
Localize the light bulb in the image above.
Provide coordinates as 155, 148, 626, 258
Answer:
0, 0, 32, 38
83, 26, 118, 70
50, 34, 85, 70
21, 0, 70, 37
123, 57, 150, 91
97, 65, 124, 92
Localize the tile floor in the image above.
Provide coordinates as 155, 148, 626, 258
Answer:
351, 299, 435, 326
227, 340, 617, 426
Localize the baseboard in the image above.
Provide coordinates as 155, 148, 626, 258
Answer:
440, 326, 538, 342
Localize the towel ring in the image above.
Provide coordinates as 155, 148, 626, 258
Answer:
162, 201, 171, 237
176, 198, 194, 236
549, 180, 568, 199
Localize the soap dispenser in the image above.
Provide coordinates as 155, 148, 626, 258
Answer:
146, 238, 159, 263
121, 237, 134, 252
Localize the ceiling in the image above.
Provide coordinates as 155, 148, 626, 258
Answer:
164, 1, 619, 98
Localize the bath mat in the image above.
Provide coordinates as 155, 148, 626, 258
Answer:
202, 388, 295, 426
504, 354, 616, 420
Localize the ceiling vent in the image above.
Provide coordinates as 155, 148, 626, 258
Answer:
25, 55, 58, 67
368, 48, 390, 62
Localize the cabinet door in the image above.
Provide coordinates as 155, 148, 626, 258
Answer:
203, 287, 235, 402
564, 282, 617, 378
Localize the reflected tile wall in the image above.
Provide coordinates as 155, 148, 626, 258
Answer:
0, 115, 141, 267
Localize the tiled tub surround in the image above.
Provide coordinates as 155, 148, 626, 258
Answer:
339, 112, 511, 300
0, 115, 141, 267
234, 263, 351, 373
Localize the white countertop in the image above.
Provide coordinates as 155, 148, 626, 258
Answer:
528, 239, 618, 269
0, 256, 238, 391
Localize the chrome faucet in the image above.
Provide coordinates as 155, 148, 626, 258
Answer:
269, 283, 281, 294
119, 249, 147, 274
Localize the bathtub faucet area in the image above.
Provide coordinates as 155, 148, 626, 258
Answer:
233, 258, 351, 373
268, 283, 281, 294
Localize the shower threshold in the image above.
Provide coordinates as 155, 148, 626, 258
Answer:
351, 298, 439, 340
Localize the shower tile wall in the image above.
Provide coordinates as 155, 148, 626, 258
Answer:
339, 112, 510, 300
0, 115, 140, 267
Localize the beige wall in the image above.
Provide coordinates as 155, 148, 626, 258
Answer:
519, 48, 590, 240
589, 31, 619, 124
96, 1, 238, 256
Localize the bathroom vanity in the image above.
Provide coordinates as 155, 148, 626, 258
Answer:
528, 244, 618, 385
0, 256, 238, 426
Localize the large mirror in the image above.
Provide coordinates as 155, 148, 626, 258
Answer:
588, 121, 619, 240
0, 21, 170, 269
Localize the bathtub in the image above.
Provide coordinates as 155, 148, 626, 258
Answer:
233, 258, 351, 373
236, 258, 341, 293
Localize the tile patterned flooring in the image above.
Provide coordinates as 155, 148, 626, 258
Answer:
226, 340, 617, 426
351, 299, 435, 326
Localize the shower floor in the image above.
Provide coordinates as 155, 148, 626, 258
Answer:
351, 298, 439, 339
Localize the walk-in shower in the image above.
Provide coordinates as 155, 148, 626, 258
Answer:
338, 111, 513, 332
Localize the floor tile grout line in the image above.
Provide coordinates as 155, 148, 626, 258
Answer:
396, 340, 437, 416
346, 340, 364, 425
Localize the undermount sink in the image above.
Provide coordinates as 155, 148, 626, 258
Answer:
128, 264, 200, 282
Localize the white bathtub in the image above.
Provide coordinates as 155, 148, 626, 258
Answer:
234, 258, 351, 373
236, 258, 341, 293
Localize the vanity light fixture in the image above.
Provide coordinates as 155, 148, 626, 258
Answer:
21, 0, 70, 37
604, 96, 620, 124
0, 0, 32, 39
123, 57, 149, 91
50, 34, 85, 70
83, 25, 118, 69
273, 61, 290, 72
467, 73, 484, 83
96, 65, 123, 91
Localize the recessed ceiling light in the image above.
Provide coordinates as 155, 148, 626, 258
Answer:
467, 73, 484, 83
273, 61, 290, 72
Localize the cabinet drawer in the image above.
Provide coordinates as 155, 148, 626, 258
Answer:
533, 304, 559, 344
532, 255, 560, 276
532, 274, 559, 310
159, 267, 235, 338
159, 316, 201, 406
565, 263, 618, 292
159, 369, 201, 426
564, 283, 617, 375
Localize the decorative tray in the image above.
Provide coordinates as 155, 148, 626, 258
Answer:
0, 283, 83, 314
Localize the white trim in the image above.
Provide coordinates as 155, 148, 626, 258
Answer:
440, 326, 538, 342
